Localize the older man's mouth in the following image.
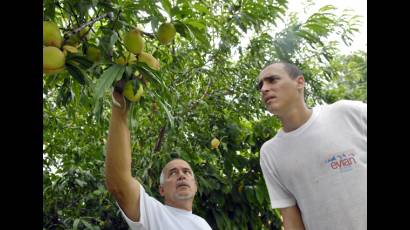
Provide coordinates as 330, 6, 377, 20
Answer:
176, 183, 190, 189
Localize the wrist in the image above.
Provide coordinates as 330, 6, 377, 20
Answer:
111, 107, 128, 123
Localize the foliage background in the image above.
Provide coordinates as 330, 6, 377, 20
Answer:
43, 0, 367, 229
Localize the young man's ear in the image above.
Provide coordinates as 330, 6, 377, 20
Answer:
159, 185, 165, 196
296, 75, 305, 90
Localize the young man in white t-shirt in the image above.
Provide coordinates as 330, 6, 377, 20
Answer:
104, 91, 212, 230
257, 62, 366, 230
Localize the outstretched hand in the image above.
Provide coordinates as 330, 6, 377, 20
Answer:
112, 80, 129, 113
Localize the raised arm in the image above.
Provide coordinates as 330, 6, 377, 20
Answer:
279, 205, 305, 230
105, 91, 141, 221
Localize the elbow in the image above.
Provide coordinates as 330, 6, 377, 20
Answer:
104, 172, 122, 195
105, 178, 118, 195
105, 179, 125, 201
105, 174, 130, 201
104, 166, 132, 199
104, 163, 120, 195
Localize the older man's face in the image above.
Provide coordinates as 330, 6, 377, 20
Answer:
160, 159, 197, 203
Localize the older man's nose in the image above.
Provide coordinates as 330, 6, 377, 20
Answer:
177, 174, 186, 180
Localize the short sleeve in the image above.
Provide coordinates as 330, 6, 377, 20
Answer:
260, 147, 296, 209
335, 100, 367, 137
117, 184, 164, 230
360, 102, 367, 137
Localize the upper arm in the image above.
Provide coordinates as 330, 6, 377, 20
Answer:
279, 205, 305, 230
111, 178, 141, 222
260, 150, 296, 208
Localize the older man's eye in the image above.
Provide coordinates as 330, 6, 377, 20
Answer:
256, 81, 263, 91
169, 172, 177, 177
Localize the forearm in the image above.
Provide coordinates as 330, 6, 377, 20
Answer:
104, 92, 142, 221
105, 106, 133, 189
280, 205, 306, 230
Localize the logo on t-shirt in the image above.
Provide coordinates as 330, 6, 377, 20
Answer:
324, 150, 357, 172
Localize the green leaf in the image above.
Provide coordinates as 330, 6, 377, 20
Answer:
318, 5, 337, 12
66, 55, 94, 69
136, 64, 168, 94
184, 19, 206, 30
75, 179, 87, 187
171, 6, 180, 18
198, 176, 211, 189
109, 31, 119, 49
73, 218, 80, 230
213, 210, 225, 230
187, 25, 210, 48
255, 184, 264, 205
80, 219, 94, 230
161, 0, 172, 16
65, 62, 86, 85
274, 208, 282, 220
158, 96, 175, 128
193, 3, 210, 14
173, 21, 192, 40
94, 64, 126, 101
93, 98, 103, 122
244, 186, 255, 204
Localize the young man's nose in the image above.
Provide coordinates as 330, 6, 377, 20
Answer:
261, 82, 270, 93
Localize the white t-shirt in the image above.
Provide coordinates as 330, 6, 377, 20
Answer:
260, 100, 367, 230
118, 184, 212, 230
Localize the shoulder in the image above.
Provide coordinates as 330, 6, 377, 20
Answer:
323, 100, 366, 115
192, 214, 212, 228
139, 184, 164, 208
260, 137, 277, 154
330, 100, 366, 109
260, 135, 281, 161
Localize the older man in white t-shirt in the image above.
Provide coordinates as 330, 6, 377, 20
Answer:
105, 91, 212, 230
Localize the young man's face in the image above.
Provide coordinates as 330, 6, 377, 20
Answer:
258, 63, 304, 115
160, 159, 197, 204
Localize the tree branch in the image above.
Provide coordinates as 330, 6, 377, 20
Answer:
187, 78, 212, 110
153, 126, 166, 153
140, 30, 155, 39
111, 9, 122, 30
64, 12, 114, 38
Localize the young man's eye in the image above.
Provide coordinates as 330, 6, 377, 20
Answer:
257, 76, 278, 90
267, 76, 277, 83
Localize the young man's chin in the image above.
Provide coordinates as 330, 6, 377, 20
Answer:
266, 106, 278, 114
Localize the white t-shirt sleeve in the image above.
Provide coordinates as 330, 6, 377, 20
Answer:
118, 205, 145, 230
117, 184, 164, 230
334, 100, 367, 137
359, 101, 367, 137
260, 147, 296, 208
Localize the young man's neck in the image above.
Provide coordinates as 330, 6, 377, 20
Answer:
278, 103, 312, 133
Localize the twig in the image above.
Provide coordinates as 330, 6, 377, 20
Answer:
111, 9, 122, 30
153, 126, 166, 153
140, 30, 155, 39
64, 12, 114, 38
187, 78, 212, 110
66, 2, 80, 27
